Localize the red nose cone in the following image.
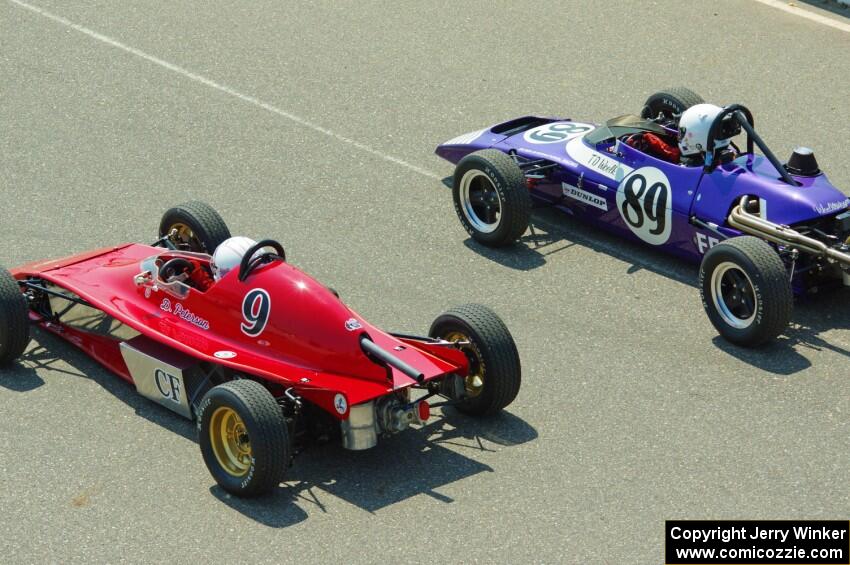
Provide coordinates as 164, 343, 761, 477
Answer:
417, 400, 430, 422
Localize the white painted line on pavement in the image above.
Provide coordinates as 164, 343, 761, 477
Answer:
3, 0, 700, 283
8, 0, 442, 181
752, 0, 850, 34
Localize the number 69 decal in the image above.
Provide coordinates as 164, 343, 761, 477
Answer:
241, 289, 271, 337
523, 122, 594, 144
615, 166, 672, 246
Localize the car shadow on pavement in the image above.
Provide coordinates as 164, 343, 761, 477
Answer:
0, 345, 46, 392
462, 231, 554, 271
215, 409, 537, 527
461, 202, 698, 284
455, 202, 850, 375
440, 173, 684, 274
710, 336, 812, 375
9, 329, 198, 442
209, 485, 308, 528
442, 174, 581, 271
12, 328, 537, 525
713, 288, 850, 375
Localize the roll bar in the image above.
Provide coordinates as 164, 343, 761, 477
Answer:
238, 239, 286, 282
704, 104, 800, 186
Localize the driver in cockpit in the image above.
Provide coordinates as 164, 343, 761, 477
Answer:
676, 103, 739, 166
210, 237, 259, 281
159, 236, 259, 291
623, 103, 739, 167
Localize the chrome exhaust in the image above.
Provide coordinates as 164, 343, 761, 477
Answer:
727, 196, 850, 266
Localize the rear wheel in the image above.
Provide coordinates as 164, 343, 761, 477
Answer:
452, 149, 531, 247
429, 304, 521, 416
0, 267, 29, 366
699, 236, 792, 347
159, 201, 231, 254
197, 379, 290, 497
640, 87, 704, 123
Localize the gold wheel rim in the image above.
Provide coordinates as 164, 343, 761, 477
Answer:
444, 331, 485, 397
209, 406, 252, 477
168, 222, 203, 252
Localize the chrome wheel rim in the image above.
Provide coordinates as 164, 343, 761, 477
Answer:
711, 262, 757, 329
459, 170, 502, 234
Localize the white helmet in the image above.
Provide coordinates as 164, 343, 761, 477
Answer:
211, 236, 257, 281
678, 103, 731, 157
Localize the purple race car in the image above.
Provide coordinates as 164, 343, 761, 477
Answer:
435, 87, 850, 347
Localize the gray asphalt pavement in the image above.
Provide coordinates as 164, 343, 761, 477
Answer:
1, 1, 849, 563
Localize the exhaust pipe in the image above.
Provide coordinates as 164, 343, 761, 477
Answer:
728, 196, 850, 267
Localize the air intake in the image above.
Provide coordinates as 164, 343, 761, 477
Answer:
786, 147, 820, 177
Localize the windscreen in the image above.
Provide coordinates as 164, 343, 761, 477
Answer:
584, 114, 672, 145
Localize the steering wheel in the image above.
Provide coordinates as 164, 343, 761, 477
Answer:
238, 239, 286, 282
159, 257, 195, 282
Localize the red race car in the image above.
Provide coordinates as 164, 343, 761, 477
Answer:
0, 202, 521, 496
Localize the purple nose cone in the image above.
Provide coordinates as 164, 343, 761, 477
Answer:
786, 147, 820, 176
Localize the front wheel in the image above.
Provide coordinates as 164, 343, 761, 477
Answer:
197, 379, 290, 497
699, 236, 792, 347
429, 304, 521, 416
452, 149, 531, 247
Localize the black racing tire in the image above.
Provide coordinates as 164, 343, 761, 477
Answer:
429, 304, 521, 416
452, 149, 531, 247
640, 87, 705, 122
0, 267, 30, 366
197, 379, 290, 497
159, 201, 232, 254
699, 236, 792, 347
